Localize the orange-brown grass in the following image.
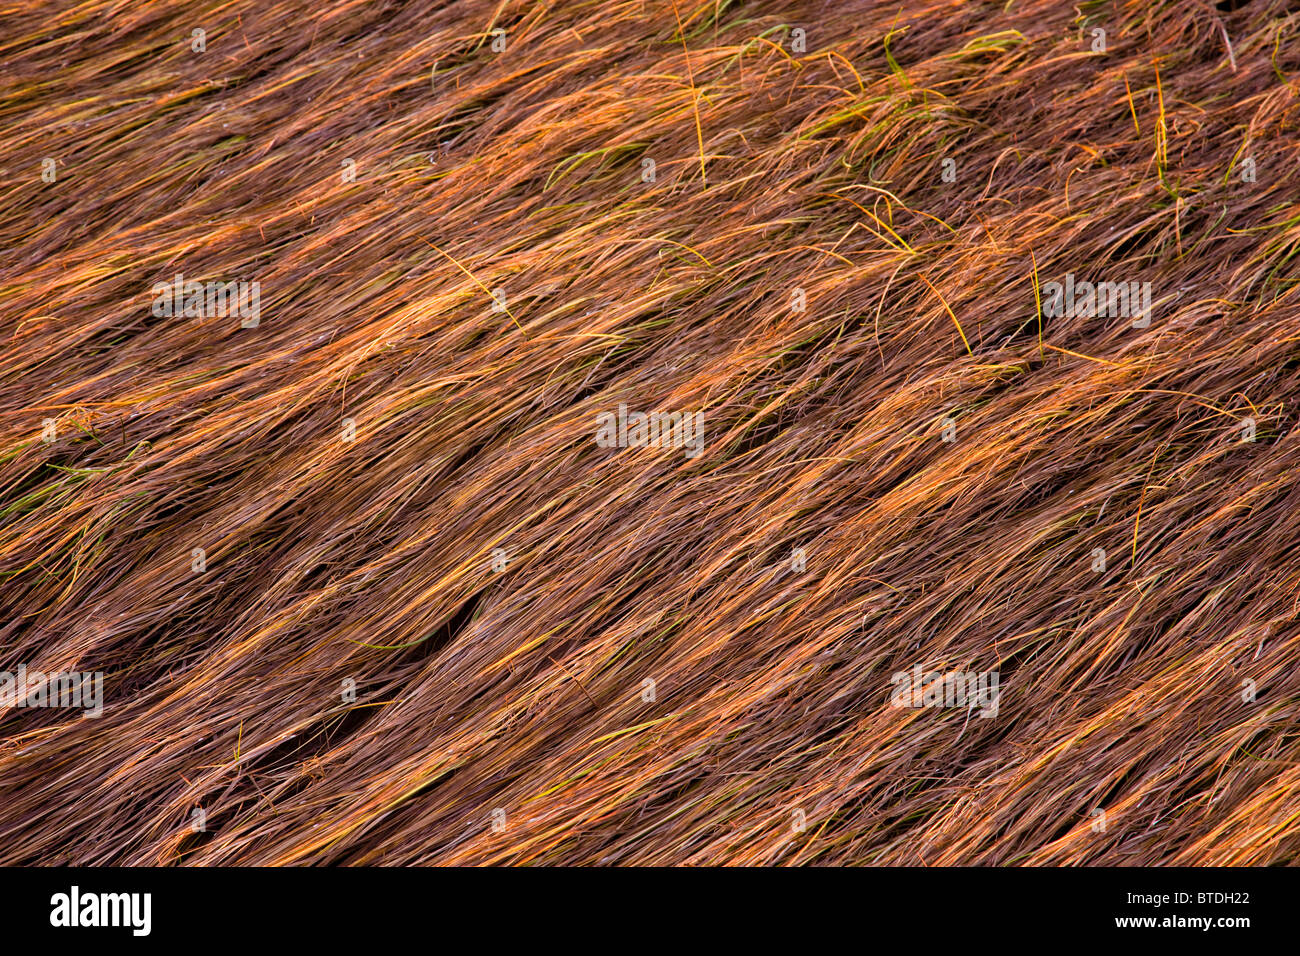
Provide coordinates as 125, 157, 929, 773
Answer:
1, 0, 1299, 865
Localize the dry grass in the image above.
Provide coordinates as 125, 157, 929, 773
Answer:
1, 0, 1299, 865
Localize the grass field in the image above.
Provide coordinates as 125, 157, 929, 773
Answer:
1, 0, 1298, 865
